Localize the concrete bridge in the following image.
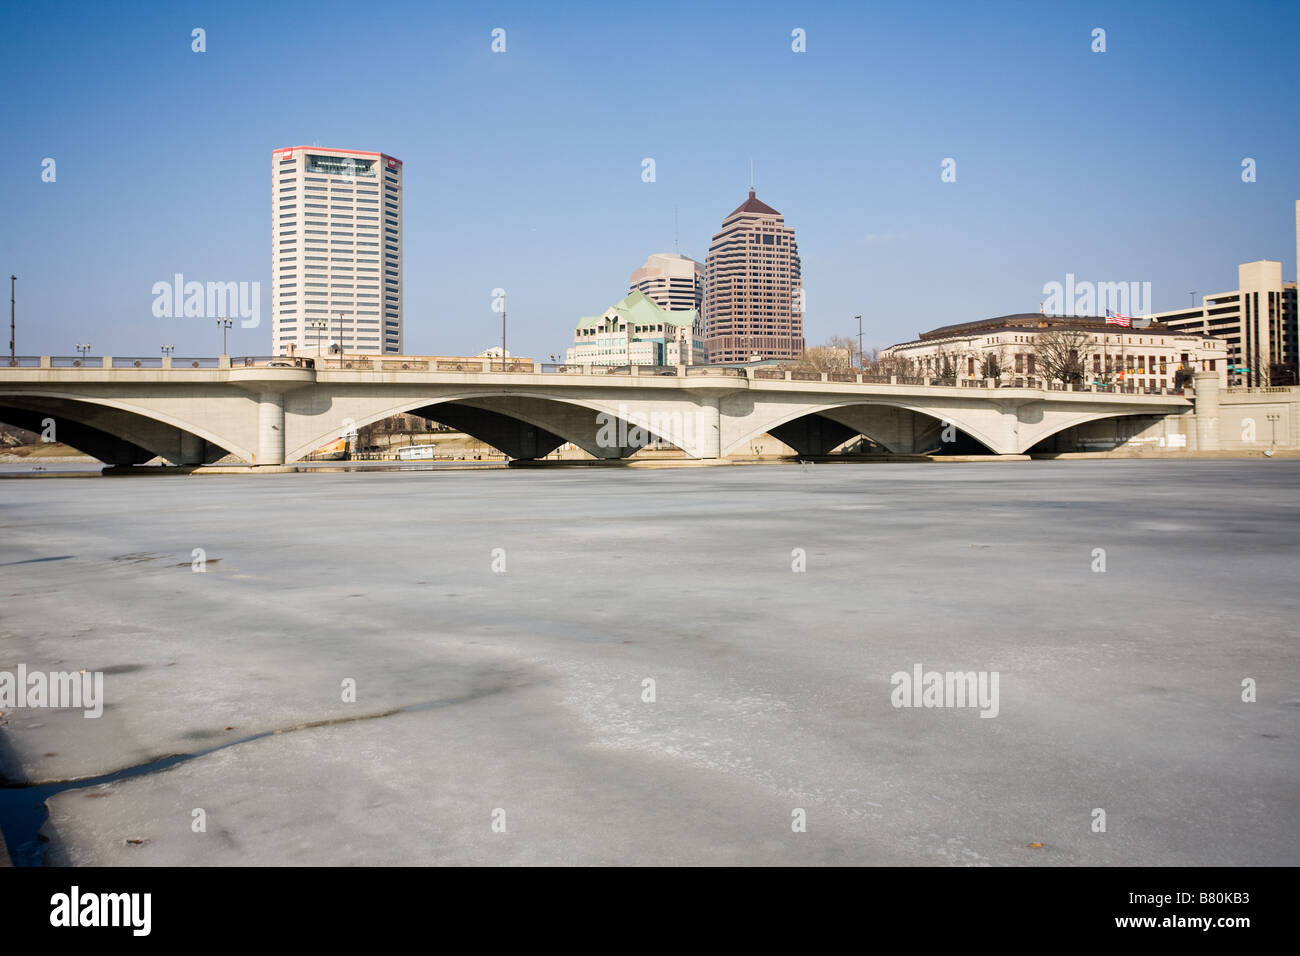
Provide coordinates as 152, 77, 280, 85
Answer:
0, 355, 1216, 466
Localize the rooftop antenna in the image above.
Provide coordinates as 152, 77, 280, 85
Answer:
749, 159, 755, 193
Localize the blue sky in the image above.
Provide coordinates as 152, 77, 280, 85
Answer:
3, 0, 1297, 359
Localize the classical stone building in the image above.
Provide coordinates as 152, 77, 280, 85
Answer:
882, 315, 1228, 390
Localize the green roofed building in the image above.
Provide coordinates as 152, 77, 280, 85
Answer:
565, 289, 705, 366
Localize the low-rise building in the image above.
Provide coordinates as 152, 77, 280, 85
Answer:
565, 290, 704, 367
881, 315, 1227, 390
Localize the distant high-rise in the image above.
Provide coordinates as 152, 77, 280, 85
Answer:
629, 253, 703, 314
702, 190, 804, 364
1153, 260, 1297, 386
271, 146, 403, 355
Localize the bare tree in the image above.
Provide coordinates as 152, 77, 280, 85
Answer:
1031, 328, 1091, 385
932, 342, 969, 384
863, 348, 915, 378
792, 341, 855, 371
827, 334, 861, 367
979, 346, 1007, 381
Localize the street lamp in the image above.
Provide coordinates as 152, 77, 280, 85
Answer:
75, 343, 91, 358
309, 320, 327, 355
856, 315, 863, 369
216, 318, 233, 355
336, 312, 346, 366
161, 344, 175, 357
9, 274, 15, 364
1266, 413, 1280, 447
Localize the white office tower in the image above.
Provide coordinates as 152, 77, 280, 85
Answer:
629, 252, 704, 313
271, 147, 403, 355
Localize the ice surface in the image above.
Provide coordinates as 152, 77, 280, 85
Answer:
1, 462, 1297, 864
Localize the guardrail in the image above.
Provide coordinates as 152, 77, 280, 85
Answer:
173, 356, 220, 368
113, 356, 162, 368
50, 356, 99, 367
0, 357, 1193, 396
686, 366, 745, 377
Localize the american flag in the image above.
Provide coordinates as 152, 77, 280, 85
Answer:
1105, 309, 1131, 327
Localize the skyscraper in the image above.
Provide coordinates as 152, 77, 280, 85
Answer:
629, 252, 703, 314
702, 190, 804, 364
271, 147, 403, 355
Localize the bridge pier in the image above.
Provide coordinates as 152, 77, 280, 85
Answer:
258, 391, 286, 465
179, 429, 205, 465
699, 396, 721, 459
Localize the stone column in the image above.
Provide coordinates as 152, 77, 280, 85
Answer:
1192, 371, 1220, 451
258, 391, 286, 465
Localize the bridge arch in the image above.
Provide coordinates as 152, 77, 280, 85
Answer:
724, 399, 1003, 457
1016, 408, 1181, 454
285, 389, 711, 462
0, 391, 246, 464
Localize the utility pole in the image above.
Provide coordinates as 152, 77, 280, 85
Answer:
9, 275, 15, 363
856, 315, 863, 369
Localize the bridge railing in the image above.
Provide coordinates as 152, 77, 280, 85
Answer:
173, 357, 223, 368
686, 366, 744, 378
113, 356, 163, 368
5, 356, 43, 367
232, 355, 318, 369
50, 356, 100, 367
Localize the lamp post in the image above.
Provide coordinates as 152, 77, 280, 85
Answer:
1266, 413, 1280, 448
76, 343, 91, 359
217, 318, 232, 355
161, 344, 175, 358
336, 312, 345, 366
501, 293, 508, 371
9, 274, 15, 364
309, 320, 326, 355
856, 315, 863, 369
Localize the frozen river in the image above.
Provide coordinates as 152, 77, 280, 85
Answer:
1, 460, 1297, 865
